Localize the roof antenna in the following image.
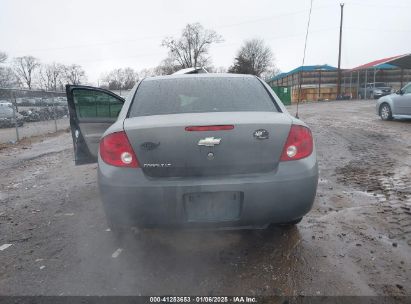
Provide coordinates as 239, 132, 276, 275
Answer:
296, 0, 313, 119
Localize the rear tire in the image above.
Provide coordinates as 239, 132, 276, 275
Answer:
379, 103, 393, 121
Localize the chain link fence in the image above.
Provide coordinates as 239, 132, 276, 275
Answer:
0, 88, 69, 144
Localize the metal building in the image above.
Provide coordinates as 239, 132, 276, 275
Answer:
343, 54, 411, 99
266, 65, 341, 103
267, 54, 411, 103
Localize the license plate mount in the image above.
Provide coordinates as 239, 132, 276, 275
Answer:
184, 191, 242, 222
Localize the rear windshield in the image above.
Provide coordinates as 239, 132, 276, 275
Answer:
129, 76, 278, 117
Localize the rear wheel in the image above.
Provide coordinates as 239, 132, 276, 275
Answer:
379, 103, 393, 121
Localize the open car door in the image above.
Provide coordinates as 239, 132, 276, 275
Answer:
66, 85, 125, 165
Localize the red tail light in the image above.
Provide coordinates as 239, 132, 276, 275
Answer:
99, 131, 139, 168
280, 125, 313, 161
185, 125, 234, 131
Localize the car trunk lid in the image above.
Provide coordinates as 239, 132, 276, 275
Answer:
124, 112, 292, 178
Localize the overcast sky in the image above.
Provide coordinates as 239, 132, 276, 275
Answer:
1, 0, 410, 84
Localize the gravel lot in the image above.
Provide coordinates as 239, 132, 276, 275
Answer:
0, 100, 410, 296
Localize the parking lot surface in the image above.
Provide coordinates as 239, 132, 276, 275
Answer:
0, 100, 410, 296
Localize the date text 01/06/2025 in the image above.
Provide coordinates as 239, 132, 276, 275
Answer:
149, 296, 258, 303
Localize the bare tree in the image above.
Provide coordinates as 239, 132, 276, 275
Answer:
161, 23, 223, 69
0, 51, 16, 88
123, 67, 139, 89
39, 62, 64, 91
0, 52, 7, 64
0, 66, 18, 88
208, 66, 227, 73
260, 66, 281, 81
101, 67, 138, 92
12, 56, 40, 89
228, 39, 275, 77
62, 64, 86, 85
153, 57, 180, 75
103, 68, 125, 90
138, 68, 161, 79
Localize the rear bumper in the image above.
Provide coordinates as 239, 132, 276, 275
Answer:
98, 152, 318, 228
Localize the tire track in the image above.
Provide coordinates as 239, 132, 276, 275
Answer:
331, 128, 411, 245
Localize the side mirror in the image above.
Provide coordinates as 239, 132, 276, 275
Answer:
396, 89, 404, 95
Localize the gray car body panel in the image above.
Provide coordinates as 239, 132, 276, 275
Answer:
376, 82, 411, 119
98, 146, 318, 228
93, 74, 318, 229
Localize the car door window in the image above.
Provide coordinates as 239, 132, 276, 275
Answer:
404, 85, 411, 94
73, 89, 123, 119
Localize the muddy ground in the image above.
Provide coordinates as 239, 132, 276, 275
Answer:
0, 100, 410, 296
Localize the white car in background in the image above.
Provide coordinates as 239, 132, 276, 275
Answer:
0, 102, 24, 127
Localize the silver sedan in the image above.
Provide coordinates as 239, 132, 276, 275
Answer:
66, 74, 318, 233
376, 82, 411, 120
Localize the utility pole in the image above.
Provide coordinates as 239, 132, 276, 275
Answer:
337, 3, 344, 99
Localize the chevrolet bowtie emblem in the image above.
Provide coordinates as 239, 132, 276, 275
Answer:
197, 137, 221, 147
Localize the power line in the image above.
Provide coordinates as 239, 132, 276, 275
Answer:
214, 7, 328, 29
10, 35, 165, 54
345, 26, 411, 33
296, 0, 314, 118
337, 3, 344, 98
9, 5, 334, 56
64, 27, 340, 65
345, 0, 411, 9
